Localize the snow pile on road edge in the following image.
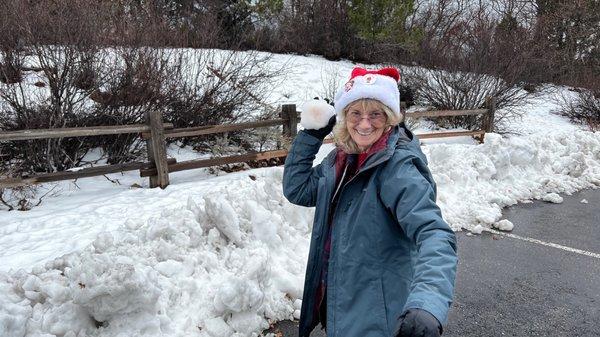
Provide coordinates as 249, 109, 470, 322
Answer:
429, 130, 600, 231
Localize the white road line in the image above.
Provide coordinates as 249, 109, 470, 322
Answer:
484, 228, 600, 260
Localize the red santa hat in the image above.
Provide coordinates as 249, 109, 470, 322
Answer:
334, 67, 401, 118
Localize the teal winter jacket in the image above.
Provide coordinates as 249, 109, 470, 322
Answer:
283, 125, 457, 337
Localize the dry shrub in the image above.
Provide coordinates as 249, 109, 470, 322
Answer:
0, 0, 285, 177
404, 67, 533, 131
556, 90, 600, 131
0, 52, 22, 84
159, 50, 284, 153
0, 186, 36, 211
0, 164, 61, 210
1, 46, 284, 173
0, 185, 61, 211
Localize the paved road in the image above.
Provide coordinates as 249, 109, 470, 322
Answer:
267, 188, 600, 337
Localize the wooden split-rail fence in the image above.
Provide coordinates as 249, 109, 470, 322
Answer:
0, 98, 495, 189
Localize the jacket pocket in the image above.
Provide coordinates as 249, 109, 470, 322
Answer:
380, 269, 412, 335
377, 276, 391, 336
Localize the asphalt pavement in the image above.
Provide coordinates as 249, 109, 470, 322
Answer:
267, 188, 600, 337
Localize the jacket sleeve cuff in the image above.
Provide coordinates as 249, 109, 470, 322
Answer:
402, 299, 449, 327
295, 130, 325, 146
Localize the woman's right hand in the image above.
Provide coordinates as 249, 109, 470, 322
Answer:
300, 99, 336, 140
303, 115, 336, 140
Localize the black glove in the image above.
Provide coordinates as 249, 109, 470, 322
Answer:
393, 309, 442, 337
303, 115, 336, 140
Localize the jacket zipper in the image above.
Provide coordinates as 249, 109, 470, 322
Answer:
331, 162, 349, 203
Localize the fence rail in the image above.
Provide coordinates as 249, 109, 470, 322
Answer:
0, 159, 177, 188
0, 123, 173, 141
0, 99, 495, 189
141, 119, 286, 139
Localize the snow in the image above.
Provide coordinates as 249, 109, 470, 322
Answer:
1, 51, 600, 337
1, 169, 309, 337
471, 225, 485, 234
493, 220, 514, 232
542, 193, 564, 203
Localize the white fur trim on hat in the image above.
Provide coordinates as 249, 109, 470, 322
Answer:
334, 70, 400, 118
300, 99, 335, 130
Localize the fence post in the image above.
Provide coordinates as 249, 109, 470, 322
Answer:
484, 97, 496, 133
145, 110, 170, 189
478, 97, 496, 143
281, 104, 298, 139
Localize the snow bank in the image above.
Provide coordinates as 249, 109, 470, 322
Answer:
428, 130, 600, 231
0, 169, 312, 337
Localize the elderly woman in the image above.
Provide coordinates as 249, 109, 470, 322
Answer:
282, 67, 457, 337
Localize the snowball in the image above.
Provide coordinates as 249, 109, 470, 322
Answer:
542, 193, 563, 203
300, 99, 335, 130
493, 220, 514, 231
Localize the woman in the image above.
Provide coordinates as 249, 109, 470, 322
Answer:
283, 67, 457, 337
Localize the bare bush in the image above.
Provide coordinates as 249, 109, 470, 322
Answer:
404, 67, 533, 131
6, 186, 61, 211
0, 51, 23, 84
1, 46, 284, 173
318, 64, 344, 102
0, 0, 113, 173
85, 48, 175, 164
0, 176, 60, 211
160, 50, 284, 152
0, 1, 284, 178
555, 90, 600, 131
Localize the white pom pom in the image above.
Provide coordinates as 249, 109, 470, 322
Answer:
300, 99, 335, 130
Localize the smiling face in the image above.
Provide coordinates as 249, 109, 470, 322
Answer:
345, 100, 389, 153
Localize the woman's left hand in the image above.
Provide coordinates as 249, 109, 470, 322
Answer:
393, 308, 442, 337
